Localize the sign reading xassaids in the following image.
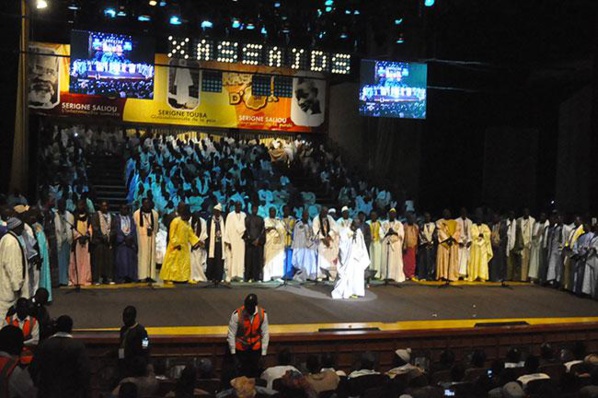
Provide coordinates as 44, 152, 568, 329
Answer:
28, 42, 328, 133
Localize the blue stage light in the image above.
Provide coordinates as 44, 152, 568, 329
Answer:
104, 8, 116, 18
232, 18, 241, 29
201, 20, 213, 29
169, 15, 182, 25
425, 0, 435, 6
138, 15, 151, 22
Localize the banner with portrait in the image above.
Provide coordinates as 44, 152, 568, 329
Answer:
28, 42, 328, 133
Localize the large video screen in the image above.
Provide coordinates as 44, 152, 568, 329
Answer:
69, 30, 155, 99
359, 60, 427, 119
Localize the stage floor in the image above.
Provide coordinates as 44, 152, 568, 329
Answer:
50, 281, 598, 334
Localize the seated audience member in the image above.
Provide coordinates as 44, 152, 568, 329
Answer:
488, 381, 525, 398
438, 362, 467, 389
386, 348, 420, 379
216, 376, 273, 398
3, 298, 39, 365
119, 306, 150, 378
165, 365, 210, 397
431, 349, 455, 374
348, 352, 380, 378
579, 367, 598, 398
272, 370, 317, 398
320, 353, 346, 377
260, 348, 301, 390
118, 382, 138, 398
112, 356, 158, 397
539, 343, 558, 366
516, 355, 550, 389
0, 325, 37, 397
31, 315, 91, 398
504, 348, 524, 368
561, 348, 584, 373
304, 355, 340, 394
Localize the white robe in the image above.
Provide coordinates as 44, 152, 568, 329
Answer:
0, 233, 26, 317
291, 220, 318, 281
312, 215, 339, 278
263, 217, 286, 281
456, 217, 472, 276
582, 235, 598, 297
332, 228, 370, 299
190, 217, 208, 282
133, 209, 159, 280
381, 220, 405, 282
528, 220, 548, 279
224, 211, 246, 280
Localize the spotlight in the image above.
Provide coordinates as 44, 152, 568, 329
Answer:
424, 0, 435, 6
159, 0, 167, 6
231, 18, 241, 29
138, 14, 151, 22
201, 20, 213, 29
36, 0, 48, 9
104, 7, 116, 17
324, 0, 333, 5
67, 1, 80, 11
246, 22, 255, 30
396, 34, 405, 44
116, 8, 127, 17
354, 10, 360, 15
149, 0, 157, 5
274, 1, 281, 7
261, 26, 267, 35
394, 18, 403, 25
325, 6, 332, 12
340, 32, 348, 39
169, 15, 182, 25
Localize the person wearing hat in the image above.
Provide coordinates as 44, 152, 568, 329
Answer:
133, 198, 160, 282
0, 218, 27, 318
403, 212, 419, 280
206, 203, 227, 283
224, 202, 247, 282
332, 219, 370, 299
381, 208, 406, 282
337, 206, 352, 230
386, 348, 420, 379
160, 204, 201, 284
313, 207, 339, 280
227, 294, 269, 379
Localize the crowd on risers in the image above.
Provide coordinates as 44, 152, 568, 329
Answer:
2, 181, 598, 304
1, 293, 598, 397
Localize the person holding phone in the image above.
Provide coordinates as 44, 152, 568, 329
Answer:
119, 306, 149, 378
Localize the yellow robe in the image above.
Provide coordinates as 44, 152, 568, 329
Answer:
467, 223, 493, 282
436, 219, 460, 281
160, 217, 200, 282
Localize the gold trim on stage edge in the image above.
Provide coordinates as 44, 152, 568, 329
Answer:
75, 316, 598, 337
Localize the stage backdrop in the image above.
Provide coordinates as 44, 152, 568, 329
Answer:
27, 42, 327, 133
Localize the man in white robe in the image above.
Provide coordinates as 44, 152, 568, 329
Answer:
337, 206, 352, 231
367, 211, 384, 279
54, 200, 74, 286
529, 213, 548, 282
224, 202, 246, 281
0, 218, 27, 318
381, 209, 405, 282
313, 207, 339, 280
292, 211, 318, 281
456, 208, 473, 278
517, 209, 536, 281
582, 229, 598, 298
133, 198, 159, 282
332, 219, 370, 299
190, 213, 208, 283
263, 208, 286, 282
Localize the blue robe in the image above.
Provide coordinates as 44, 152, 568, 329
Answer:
114, 215, 138, 282
34, 223, 52, 302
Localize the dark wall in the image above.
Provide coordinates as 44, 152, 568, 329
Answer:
556, 86, 592, 214
0, 2, 21, 194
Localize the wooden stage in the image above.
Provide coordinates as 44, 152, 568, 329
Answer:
52, 281, 598, 395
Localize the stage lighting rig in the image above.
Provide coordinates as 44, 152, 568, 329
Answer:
195, 39, 214, 60
242, 43, 262, 65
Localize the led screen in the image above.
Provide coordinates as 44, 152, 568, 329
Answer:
359, 60, 427, 119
